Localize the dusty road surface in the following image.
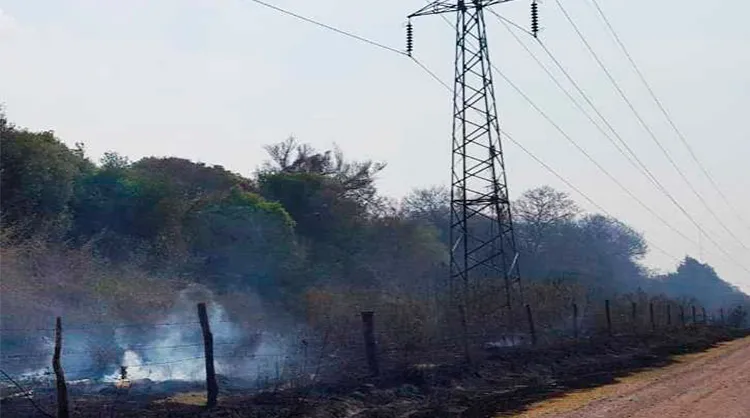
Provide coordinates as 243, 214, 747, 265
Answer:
513, 336, 750, 418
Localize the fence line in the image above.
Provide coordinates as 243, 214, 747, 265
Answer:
1, 298, 745, 414
0, 317, 265, 334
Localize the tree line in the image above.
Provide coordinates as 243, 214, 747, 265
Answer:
1, 113, 747, 318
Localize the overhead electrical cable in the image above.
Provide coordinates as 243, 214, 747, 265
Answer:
246, 0, 746, 271
488, 10, 737, 267
248, 0, 405, 55
247, 0, 452, 97
490, 10, 650, 181
500, 128, 681, 261
554, 0, 748, 252
491, 65, 750, 273
587, 0, 750, 234
490, 9, 659, 187
455, 11, 748, 272
490, 66, 721, 261
415, 52, 679, 261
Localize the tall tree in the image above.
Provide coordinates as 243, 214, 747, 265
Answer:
513, 186, 580, 254
1, 119, 92, 237
401, 186, 451, 244
183, 187, 299, 295
261, 137, 385, 208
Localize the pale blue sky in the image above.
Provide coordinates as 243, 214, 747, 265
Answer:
1, 0, 748, 292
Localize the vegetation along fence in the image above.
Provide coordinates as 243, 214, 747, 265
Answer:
1, 289, 745, 416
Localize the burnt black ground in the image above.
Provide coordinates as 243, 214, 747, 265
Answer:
2, 326, 747, 418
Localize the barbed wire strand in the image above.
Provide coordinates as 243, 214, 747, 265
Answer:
0, 368, 55, 418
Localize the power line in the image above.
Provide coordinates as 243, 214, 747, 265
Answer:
491, 65, 706, 256
243, 0, 744, 271
490, 10, 648, 180
587, 0, 750, 235
458, 13, 750, 271
491, 11, 535, 37
247, 0, 406, 56
246, 0, 453, 106
494, 62, 750, 273
409, 41, 679, 262
412, 6, 730, 267
530, 36, 734, 264
499, 129, 680, 261
490, 9, 658, 187
488, 11, 735, 266
553, 0, 748, 253
410, 56, 452, 91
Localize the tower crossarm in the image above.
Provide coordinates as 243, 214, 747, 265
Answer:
409, 0, 520, 18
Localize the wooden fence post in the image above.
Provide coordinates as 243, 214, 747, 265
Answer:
197, 303, 218, 408
53, 317, 69, 418
680, 306, 686, 327
692, 306, 697, 325
702, 307, 707, 324
631, 302, 637, 333
361, 311, 379, 376
572, 303, 579, 339
649, 302, 655, 331
605, 300, 612, 337
526, 304, 537, 346
667, 305, 672, 327
720, 308, 725, 325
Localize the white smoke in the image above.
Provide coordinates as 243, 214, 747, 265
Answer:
103, 350, 204, 382
4, 284, 293, 386
102, 284, 291, 383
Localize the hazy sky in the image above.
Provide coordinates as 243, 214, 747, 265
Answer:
1, 0, 748, 292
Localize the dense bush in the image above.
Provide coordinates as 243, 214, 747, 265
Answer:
1, 113, 747, 332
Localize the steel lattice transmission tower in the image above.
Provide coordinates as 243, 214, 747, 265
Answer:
408, 1, 525, 312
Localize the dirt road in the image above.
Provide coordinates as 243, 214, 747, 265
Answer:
514, 336, 750, 418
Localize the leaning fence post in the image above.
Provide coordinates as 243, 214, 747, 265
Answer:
605, 300, 612, 337
572, 303, 579, 339
197, 303, 218, 408
631, 302, 637, 333
720, 308, 725, 325
702, 307, 707, 324
692, 306, 697, 326
667, 305, 672, 327
649, 302, 655, 331
361, 311, 379, 376
526, 304, 537, 346
53, 317, 69, 418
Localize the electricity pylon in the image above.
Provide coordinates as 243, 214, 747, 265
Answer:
407, 1, 525, 326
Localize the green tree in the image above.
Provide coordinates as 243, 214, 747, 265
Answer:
261, 137, 385, 208
355, 216, 447, 293
69, 152, 142, 258
258, 138, 389, 285
1, 119, 92, 237
183, 188, 299, 295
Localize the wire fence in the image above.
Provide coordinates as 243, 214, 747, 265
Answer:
0, 292, 742, 416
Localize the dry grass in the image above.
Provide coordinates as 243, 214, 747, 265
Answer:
300, 279, 711, 381
0, 236, 184, 329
